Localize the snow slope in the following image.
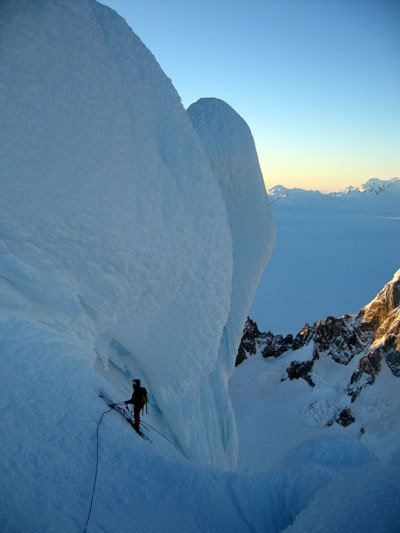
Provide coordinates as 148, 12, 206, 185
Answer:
0, 317, 343, 533
252, 178, 400, 334
231, 324, 400, 473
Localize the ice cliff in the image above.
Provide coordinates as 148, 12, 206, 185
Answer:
0, 0, 273, 473
188, 98, 275, 374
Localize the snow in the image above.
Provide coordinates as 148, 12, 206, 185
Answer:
230, 324, 400, 470
4, 320, 397, 533
284, 461, 400, 533
1, 1, 399, 532
229, 302, 400, 531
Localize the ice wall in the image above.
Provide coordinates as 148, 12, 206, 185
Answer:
187, 99, 275, 464
0, 0, 237, 467
188, 98, 275, 373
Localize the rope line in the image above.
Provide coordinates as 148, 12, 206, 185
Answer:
83, 408, 112, 533
141, 421, 178, 450
83, 401, 176, 531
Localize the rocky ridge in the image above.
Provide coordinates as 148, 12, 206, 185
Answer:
237, 270, 400, 423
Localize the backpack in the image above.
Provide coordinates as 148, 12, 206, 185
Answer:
141, 387, 148, 413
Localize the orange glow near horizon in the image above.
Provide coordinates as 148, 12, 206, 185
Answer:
258, 154, 400, 193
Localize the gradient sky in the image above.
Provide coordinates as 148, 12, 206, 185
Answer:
101, 0, 399, 192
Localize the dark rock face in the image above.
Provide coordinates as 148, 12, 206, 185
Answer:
261, 332, 294, 359
348, 349, 383, 402
361, 275, 400, 333
383, 335, 400, 377
286, 359, 315, 387
292, 323, 315, 350
335, 408, 356, 427
345, 274, 400, 399
235, 317, 261, 366
235, 318, 294, 365
241, 317, 261, 355
347, 334, 400, 401
312, 315, 373, 364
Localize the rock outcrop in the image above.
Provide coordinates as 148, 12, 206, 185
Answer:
237, 270, 400, 401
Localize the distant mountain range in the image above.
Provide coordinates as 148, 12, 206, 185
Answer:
267, 177, 400, 205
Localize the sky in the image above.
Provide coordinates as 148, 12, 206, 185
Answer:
101, 0, 399, 192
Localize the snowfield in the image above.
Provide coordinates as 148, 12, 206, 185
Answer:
0, 0, 399, 532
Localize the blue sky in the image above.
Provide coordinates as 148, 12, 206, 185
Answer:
101, 0, 399, 192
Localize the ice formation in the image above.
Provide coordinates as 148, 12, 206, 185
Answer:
188, 98, 275, 373
0, 0, 273, 474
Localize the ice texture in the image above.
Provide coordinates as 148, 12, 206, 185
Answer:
0, 0, 274, 473
188, 97, 275, 372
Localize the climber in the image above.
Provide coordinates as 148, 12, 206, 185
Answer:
124, 379, 148, 434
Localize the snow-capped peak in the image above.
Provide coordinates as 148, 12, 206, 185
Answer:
347, 177, 400, 195
267, 177, 400, 202
333, 177, 400, 197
